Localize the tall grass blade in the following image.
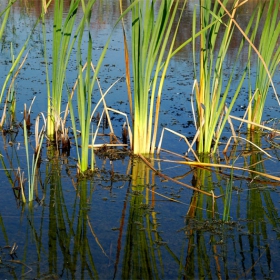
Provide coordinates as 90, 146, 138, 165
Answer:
0, 0, 15, 40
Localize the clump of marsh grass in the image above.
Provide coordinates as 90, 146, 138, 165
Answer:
69, 30, 94, 173
128, 0, 188, 154
42, 0, 96, 140
247, 0, 280, 129
191, 0, 250, 154
45, 0, 125, 173
68, 62, 127, 173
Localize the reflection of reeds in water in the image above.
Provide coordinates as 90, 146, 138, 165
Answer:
46, 152, 99, 278
121, 158, 165, 279
240, 131, 279, 278
181, 153, 279, 278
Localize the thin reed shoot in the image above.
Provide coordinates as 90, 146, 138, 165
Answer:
0, 0, 15, 40
23, 110, 45, 203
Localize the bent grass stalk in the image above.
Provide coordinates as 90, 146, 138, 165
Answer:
161, 159, 280, 183
217, 0, 280, 105
139, 154, 220, 198
157, 127, 200, 162
68, 67, 123, 172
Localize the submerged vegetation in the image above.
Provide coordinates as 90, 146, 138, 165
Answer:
0, 0, 280, 278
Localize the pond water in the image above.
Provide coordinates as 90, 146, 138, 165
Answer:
1, 0, 280, 279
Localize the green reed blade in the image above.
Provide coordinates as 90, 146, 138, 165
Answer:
76, 32, 93, 172
0, 0, 15, 40
23, 119, 31, 200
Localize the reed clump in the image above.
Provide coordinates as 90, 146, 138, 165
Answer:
247, 0, 280, 129
128, 0, 187, 154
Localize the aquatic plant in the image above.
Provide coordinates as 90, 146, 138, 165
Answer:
0, 36, 32, 113
69, 30, 94, 173
0, 1, 52, 130
43, 0, 96, 140
192, 0, 249, 154
129, 0, 187, 154
23, 112, 45, 203
0, 0, 15, 40
66, 0, 141, 173
248, 0, 280, 129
